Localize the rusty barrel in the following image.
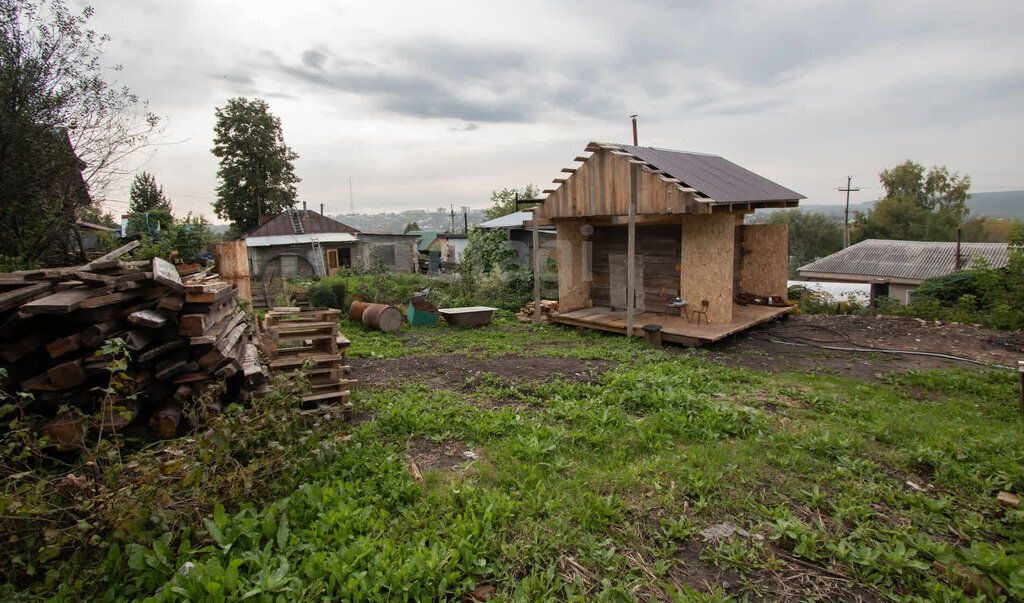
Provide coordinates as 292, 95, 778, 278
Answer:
361, 303, 403, 333
348, 300, 372, 322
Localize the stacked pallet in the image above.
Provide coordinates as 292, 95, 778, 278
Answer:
0, 241, 265, 448
516, 300, 559, 324
261, 307, 354, 410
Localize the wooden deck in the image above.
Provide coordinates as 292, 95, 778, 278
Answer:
551, 304, 793, 346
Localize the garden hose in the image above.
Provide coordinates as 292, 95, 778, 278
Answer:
749, 324, 1016, 371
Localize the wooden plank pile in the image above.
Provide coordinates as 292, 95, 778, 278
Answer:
260, 307, 354, 410
516, 300, 559, 324
0, 241, 267, 449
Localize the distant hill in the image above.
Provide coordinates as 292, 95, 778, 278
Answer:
759, 190, 1024, 220
327, 208, 488, 234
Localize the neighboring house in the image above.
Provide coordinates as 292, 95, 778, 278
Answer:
406, 230, 441, 271
244, 209, 419, 279
428, 233, 469, 264
477, 210, 557, 267
72, 220, 117, 254
798, 239, 1010, 304
528, 142, 803, 346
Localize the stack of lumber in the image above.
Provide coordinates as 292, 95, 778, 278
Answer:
516, 300, 559, 324
260, 307, 354, 410
0, 241, 266, 448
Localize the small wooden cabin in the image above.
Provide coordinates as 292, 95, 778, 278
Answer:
527, 142, 804, 346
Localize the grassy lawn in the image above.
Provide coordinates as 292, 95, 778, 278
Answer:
56, 314, 1024, 600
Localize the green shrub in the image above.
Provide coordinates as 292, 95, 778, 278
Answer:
308, 280, 347, 309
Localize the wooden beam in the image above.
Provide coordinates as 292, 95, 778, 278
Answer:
87, 240, 139, 266
560, 167, 576, 173
574, 156, 589, 162
542, 189, 556, 194
533, 219, 541, 326
626, 163, 638, 338
552, 178, 567, 184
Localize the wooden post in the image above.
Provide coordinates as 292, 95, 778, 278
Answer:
533, 217, 541, 325
626, 164, 638, 338
1019, 361, 1023, 416
214, 240, 251, 303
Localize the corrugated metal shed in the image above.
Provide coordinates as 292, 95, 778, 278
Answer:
798, 239, 1010, 283
617, 144, 805, 204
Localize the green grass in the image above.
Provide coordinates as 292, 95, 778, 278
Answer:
39, 322, 1024, 599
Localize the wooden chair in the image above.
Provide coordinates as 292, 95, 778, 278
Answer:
689, 300, 710, 324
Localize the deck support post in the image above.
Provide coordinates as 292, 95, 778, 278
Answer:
626, 164, 638, 337
533, 217, 541, 325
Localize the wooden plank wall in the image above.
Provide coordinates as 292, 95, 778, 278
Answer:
536, 150, 690, 221
556, 220, 590, 312
590, 225, 681, 314
739, 223, 788, 299
680, 214, 735, 323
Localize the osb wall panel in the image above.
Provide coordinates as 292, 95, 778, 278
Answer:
557, 221, 590, 312
590, 225, 681, 313
739, 223, 788, 298
680, 214, 734, 323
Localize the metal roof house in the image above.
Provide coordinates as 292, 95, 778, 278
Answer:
244, 209, 419, 279
798, 239, 1010, 304
478, 211, 556, 268
527, 141, 803, 346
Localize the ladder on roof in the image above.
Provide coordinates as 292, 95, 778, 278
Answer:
288, 208, 305, 234
310, 236, 327, 277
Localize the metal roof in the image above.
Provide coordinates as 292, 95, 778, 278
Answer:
615, 144, 805, 204
798, 239, 1010, 283
478, 210, 555, 230
245, 209, 360, 238
245, 233, 358, 247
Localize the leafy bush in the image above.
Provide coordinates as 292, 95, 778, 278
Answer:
308, 280, 347, 309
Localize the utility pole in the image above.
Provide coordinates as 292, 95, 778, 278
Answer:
450, 205, 455, 233
838, 176, 859, 248
461, 206, 469, 233
630, 114, 638, 146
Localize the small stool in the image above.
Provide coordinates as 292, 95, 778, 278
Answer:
641, 324, 663, 347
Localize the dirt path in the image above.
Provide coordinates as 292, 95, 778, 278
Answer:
701, 314, 1023, 379
350, 315, 1022, 391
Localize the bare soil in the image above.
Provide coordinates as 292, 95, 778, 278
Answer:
406, 436, 477, 473
699, 314, 1023, 380
350, 353, 612, 390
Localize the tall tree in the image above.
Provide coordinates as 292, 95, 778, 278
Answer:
128, 171, 171, 214
765, 209, 844, 277
0, 0, 160, 265
126, 172, 172, 237
855, 160, 971, 242
211, 98, 299, 233
484, 184, 540, 220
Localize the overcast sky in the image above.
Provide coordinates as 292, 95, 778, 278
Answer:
81, 0, 1024, 221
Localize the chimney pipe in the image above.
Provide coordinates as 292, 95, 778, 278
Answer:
320, 203, 324, 215
630, 114, 638, 146
302, 200, 307, 210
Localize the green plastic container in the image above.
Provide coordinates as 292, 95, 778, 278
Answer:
407, 302, 438, 327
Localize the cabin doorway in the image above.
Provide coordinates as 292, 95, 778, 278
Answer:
608, 253, 645, 312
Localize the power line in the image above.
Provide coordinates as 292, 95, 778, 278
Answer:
838, 176, 860, 249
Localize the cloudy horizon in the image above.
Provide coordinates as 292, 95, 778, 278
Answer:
82, 0, 1024, 222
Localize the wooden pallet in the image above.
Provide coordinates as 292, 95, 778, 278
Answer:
261, 307, 352, 408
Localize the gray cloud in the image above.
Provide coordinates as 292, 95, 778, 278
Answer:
302, 49, 328, 71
